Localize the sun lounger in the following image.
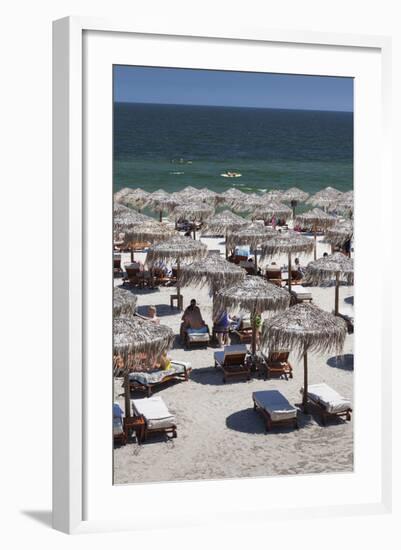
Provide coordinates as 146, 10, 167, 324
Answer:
113, 402, 127, 445
132, 396, 177, 441
128, 361, 191, 397
232, 315, 253, 344
113, 254, 122, 276
266, 268, 282, 286
214, 344, 250, 383
261, 350, 293, 380
252, 390, 299, 431
300, 383, 352, 425
289, 285, 313, 303
185, 325, 211, 349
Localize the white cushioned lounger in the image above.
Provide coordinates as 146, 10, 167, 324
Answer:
132, 396, 176, 430
306, 383, 351, 414
214, 344, 248, 365
252, 390, 297, 422
290, 285, 312, 300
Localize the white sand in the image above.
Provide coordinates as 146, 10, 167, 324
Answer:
114, 234, 353, 484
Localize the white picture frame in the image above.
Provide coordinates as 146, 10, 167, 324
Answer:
52, 16, 393, 534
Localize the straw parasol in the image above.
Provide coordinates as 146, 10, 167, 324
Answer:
113, 286, 138, 317
147, 189, 180, 221
295, 207, 337, 260
304, 253, 354, 315
119, 188, 150, 211
260, 231, 314, 291
324, 219, 354, 248
231, 193, 261, 213
263, 190, 285, 201
218, 188, 247, 207
171, 203, 215, 238
226, 223, 276, 272
201, 209, 248, 257
329, 190, 354, 217
123, 222, 176, 246
114, 316, 175, 416
215, 277, 290, 355
281, 187, 309, 218
114, 205, 154, 231
307, 186, 343, 210
146, 235, 208, 309
261, 303, 347, 411
251, 200, 292, 223
198, 187, 220, 206
179, 255, 246, 301
114, 187, 132, 203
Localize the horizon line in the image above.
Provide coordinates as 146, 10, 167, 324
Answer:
114, 100, 353, 114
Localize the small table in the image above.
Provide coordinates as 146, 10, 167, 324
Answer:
123, 415, 145, 444
170, 293, 183, 310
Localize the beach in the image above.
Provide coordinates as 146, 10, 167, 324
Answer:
113, 234, 353, 485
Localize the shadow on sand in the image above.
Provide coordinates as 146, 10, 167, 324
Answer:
136, 304, 181, 318
326, 354, 354, 371
226, 408, 314, 434
344, 296, 354, 305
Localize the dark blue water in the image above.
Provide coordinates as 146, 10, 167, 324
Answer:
113, 102, 353, 195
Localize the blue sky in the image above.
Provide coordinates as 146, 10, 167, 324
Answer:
114, 66, 353, 112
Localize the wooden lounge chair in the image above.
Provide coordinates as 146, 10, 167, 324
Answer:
113, 403, 127, 445
262, 350, 293, 380
131, 396, 177, 442
266, 268, 282, 287
300, 383, 352, 425
252, 390, 299, 431
289, 285, 313, 303
214, 344, 250, 383
128, 361, 191, 397
232, 316, 253, 344
184, 325, 211, 349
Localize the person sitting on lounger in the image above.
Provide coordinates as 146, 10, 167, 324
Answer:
157, 351, 172, 370
180, 299, 206, 341
213, 309, 233, 346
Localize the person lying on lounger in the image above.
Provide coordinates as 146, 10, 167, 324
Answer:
180, 299, 206, 341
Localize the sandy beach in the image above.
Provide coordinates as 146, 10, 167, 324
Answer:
113, 233, 353, 485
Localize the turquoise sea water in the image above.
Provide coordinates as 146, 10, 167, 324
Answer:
113, 102, 353, 197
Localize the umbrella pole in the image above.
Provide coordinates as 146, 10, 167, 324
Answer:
302, 351, 309, 413
291, 200, 297, 219
254, 247, 258, 273
176, 258, 182, 310
130, 245, 134, 263
124, 370, 131, 419
288, 251, 292, 293
225, 230, 229, 259
313, 225, 317, 260
251, 307, 257, 356
159, 210, 163, 223
335, 272, 340, 315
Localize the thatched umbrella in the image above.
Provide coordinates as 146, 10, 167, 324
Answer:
171, 203, 215, 238
215, 277, 290, 355
198, 187, 220, 206
324, 220, 354, 249
295, 208, 337, 260
304, 253, 354, 315
281, 187, 309, 218
179, 255, 246, 304
146, 235, 208, 309
261, 303, 347, 412
114, 206, 154, 232
114, 187, 132, 203
231, 194, 261, 213
113, 286, 138, 317
147, 189, 181, 222
114, 316, 174, 416
307, 186, 343, 210
260, 231, 314, 292
218, 188, 247, 207
329, 191, 354, 217
201, 209, 248, 258
251, 200, 292, 224
263, 190, 284, 201
226, 224, 276, 272
119, 188, 150, 211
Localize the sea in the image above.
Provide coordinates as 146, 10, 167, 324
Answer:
113, 102, 353, 199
